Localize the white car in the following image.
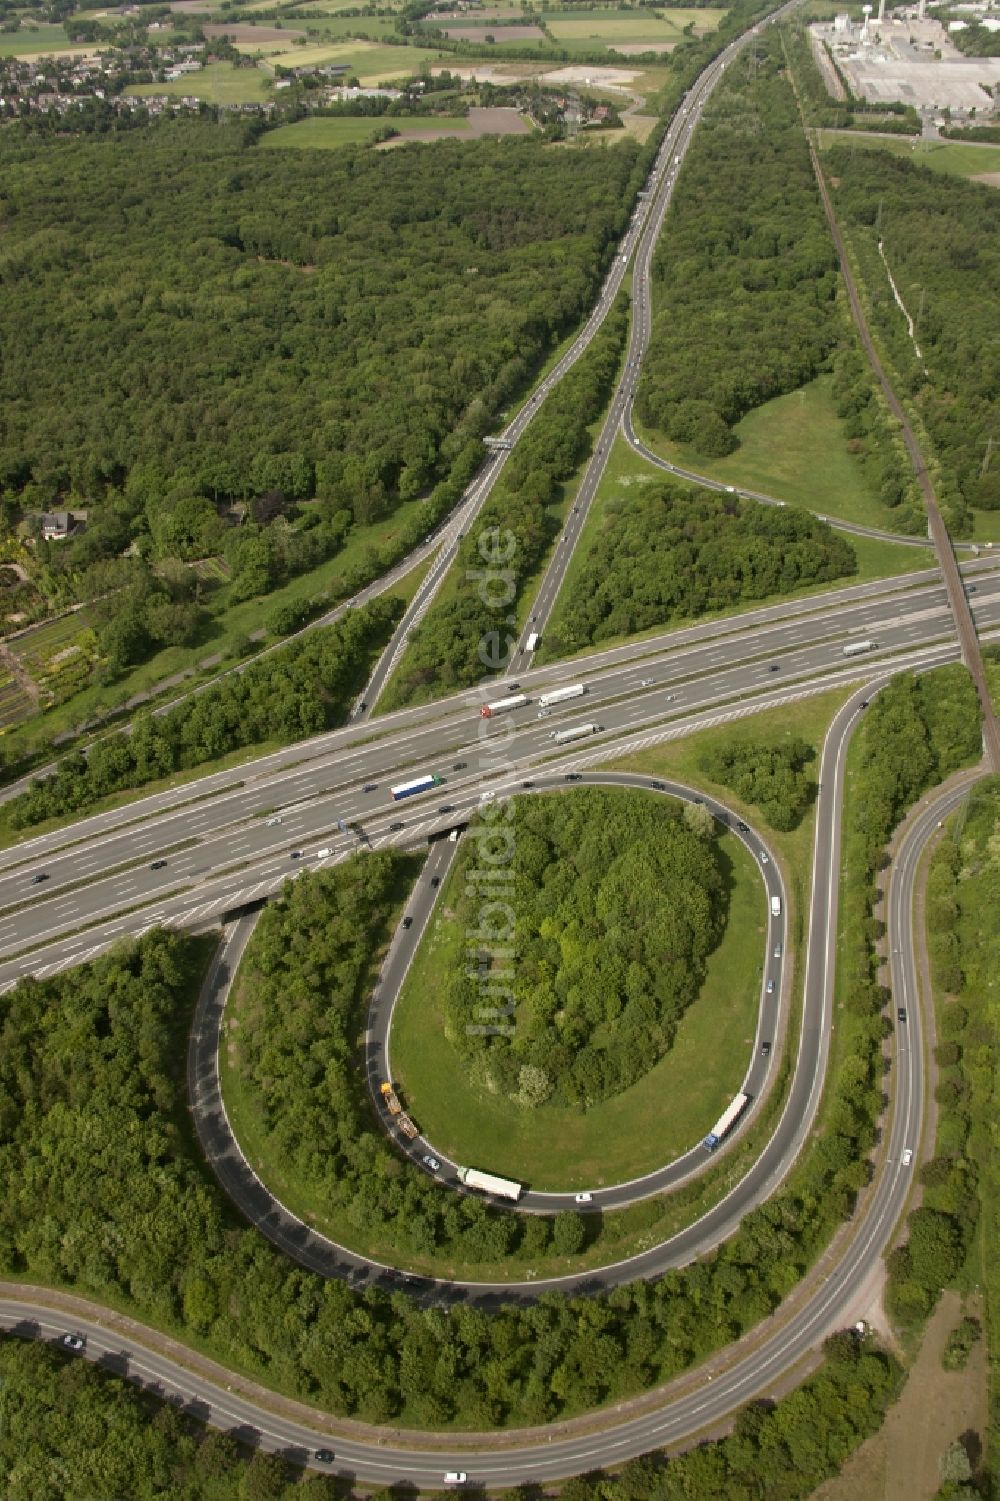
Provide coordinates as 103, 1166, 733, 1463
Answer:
902, 1148, 913, 1167
265, 816, 281, 826
444, 1475, 467, 1487
574, 1192, 593, 1205
479, 790, 496, 804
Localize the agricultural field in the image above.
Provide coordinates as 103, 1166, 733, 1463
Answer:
128, 61, 270, 102
0, 22, 85, 56
0, 670, 34, 732
260, 114, 476, 149
543, 5, 727, 47
257, 39, 444, 82
8, 608, 101, 712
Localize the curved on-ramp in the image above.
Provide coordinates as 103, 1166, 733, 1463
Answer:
190, 772, 791, 1300
1, 689, 974, 1488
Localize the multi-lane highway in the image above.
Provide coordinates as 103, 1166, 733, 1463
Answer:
2, 559, 998, 986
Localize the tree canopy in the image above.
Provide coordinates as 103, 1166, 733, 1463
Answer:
545, 483, 856, 654
0, 120, 638, 523
445, 789, 726, 1108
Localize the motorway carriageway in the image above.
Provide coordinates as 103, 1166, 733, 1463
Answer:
1, 566, 999, 969
1, 557, 997, 889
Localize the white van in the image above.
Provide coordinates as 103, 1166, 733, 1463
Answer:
316, 847, 332, 859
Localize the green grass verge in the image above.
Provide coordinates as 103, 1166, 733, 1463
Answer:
391, 805, 763, 1190
635, 371, 909, 531
537, 431, 927, 666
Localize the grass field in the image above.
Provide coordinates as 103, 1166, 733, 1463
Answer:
817, 129, 1000, 182
259, 116, 399, 148
635, 372, 912, 532
258, 39, 440, 82
544, 7, 725, 42
129, 61, 269, 103
0, 23, 84, 55
262, 114, 471, 148
391, 806, 763, 1189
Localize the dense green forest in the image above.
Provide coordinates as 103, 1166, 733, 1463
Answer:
0, 908, 901, 1435
0, 119, 638, 528
444, 789, 725, 1107
0, 1329, 903, 1501
380, 297, 629, 709
544, 483, 856, 654
699, 736, 817, 832
5, 595, 400, 828
636, 38, 843, 456
826, 145, 1000, 529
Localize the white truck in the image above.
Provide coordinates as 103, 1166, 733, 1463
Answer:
457, 1166, 523, 1202
480, 694, 529, 718
770, 895, 781, 918
551, 723, 599, 745
842, 639, 877, 657
538, 683, 585, 708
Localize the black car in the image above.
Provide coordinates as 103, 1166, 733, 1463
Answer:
860, 700, 869, 709
453, 761, 467, 771
693, 797, 704, 804
565, 773, 582, 782
402, 916, 413, 930
508, 682, 521, 692
737, 820, 749, 832
768, 663, 780, 672
389, 821, 404, 831
61, 1333, 85, 1351
315, 1450, 335, 1465
760, 1041, 771, 1058
362, 783, 378, 793
149, 859, 167, 870
522, 780, 534, 789
290, 850, 303, 860
897, 1007, 907, 1023
438, 804, 454, 814
31, 872, 48, 884
651, 781, 666, 791
430, 876, 441, 887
